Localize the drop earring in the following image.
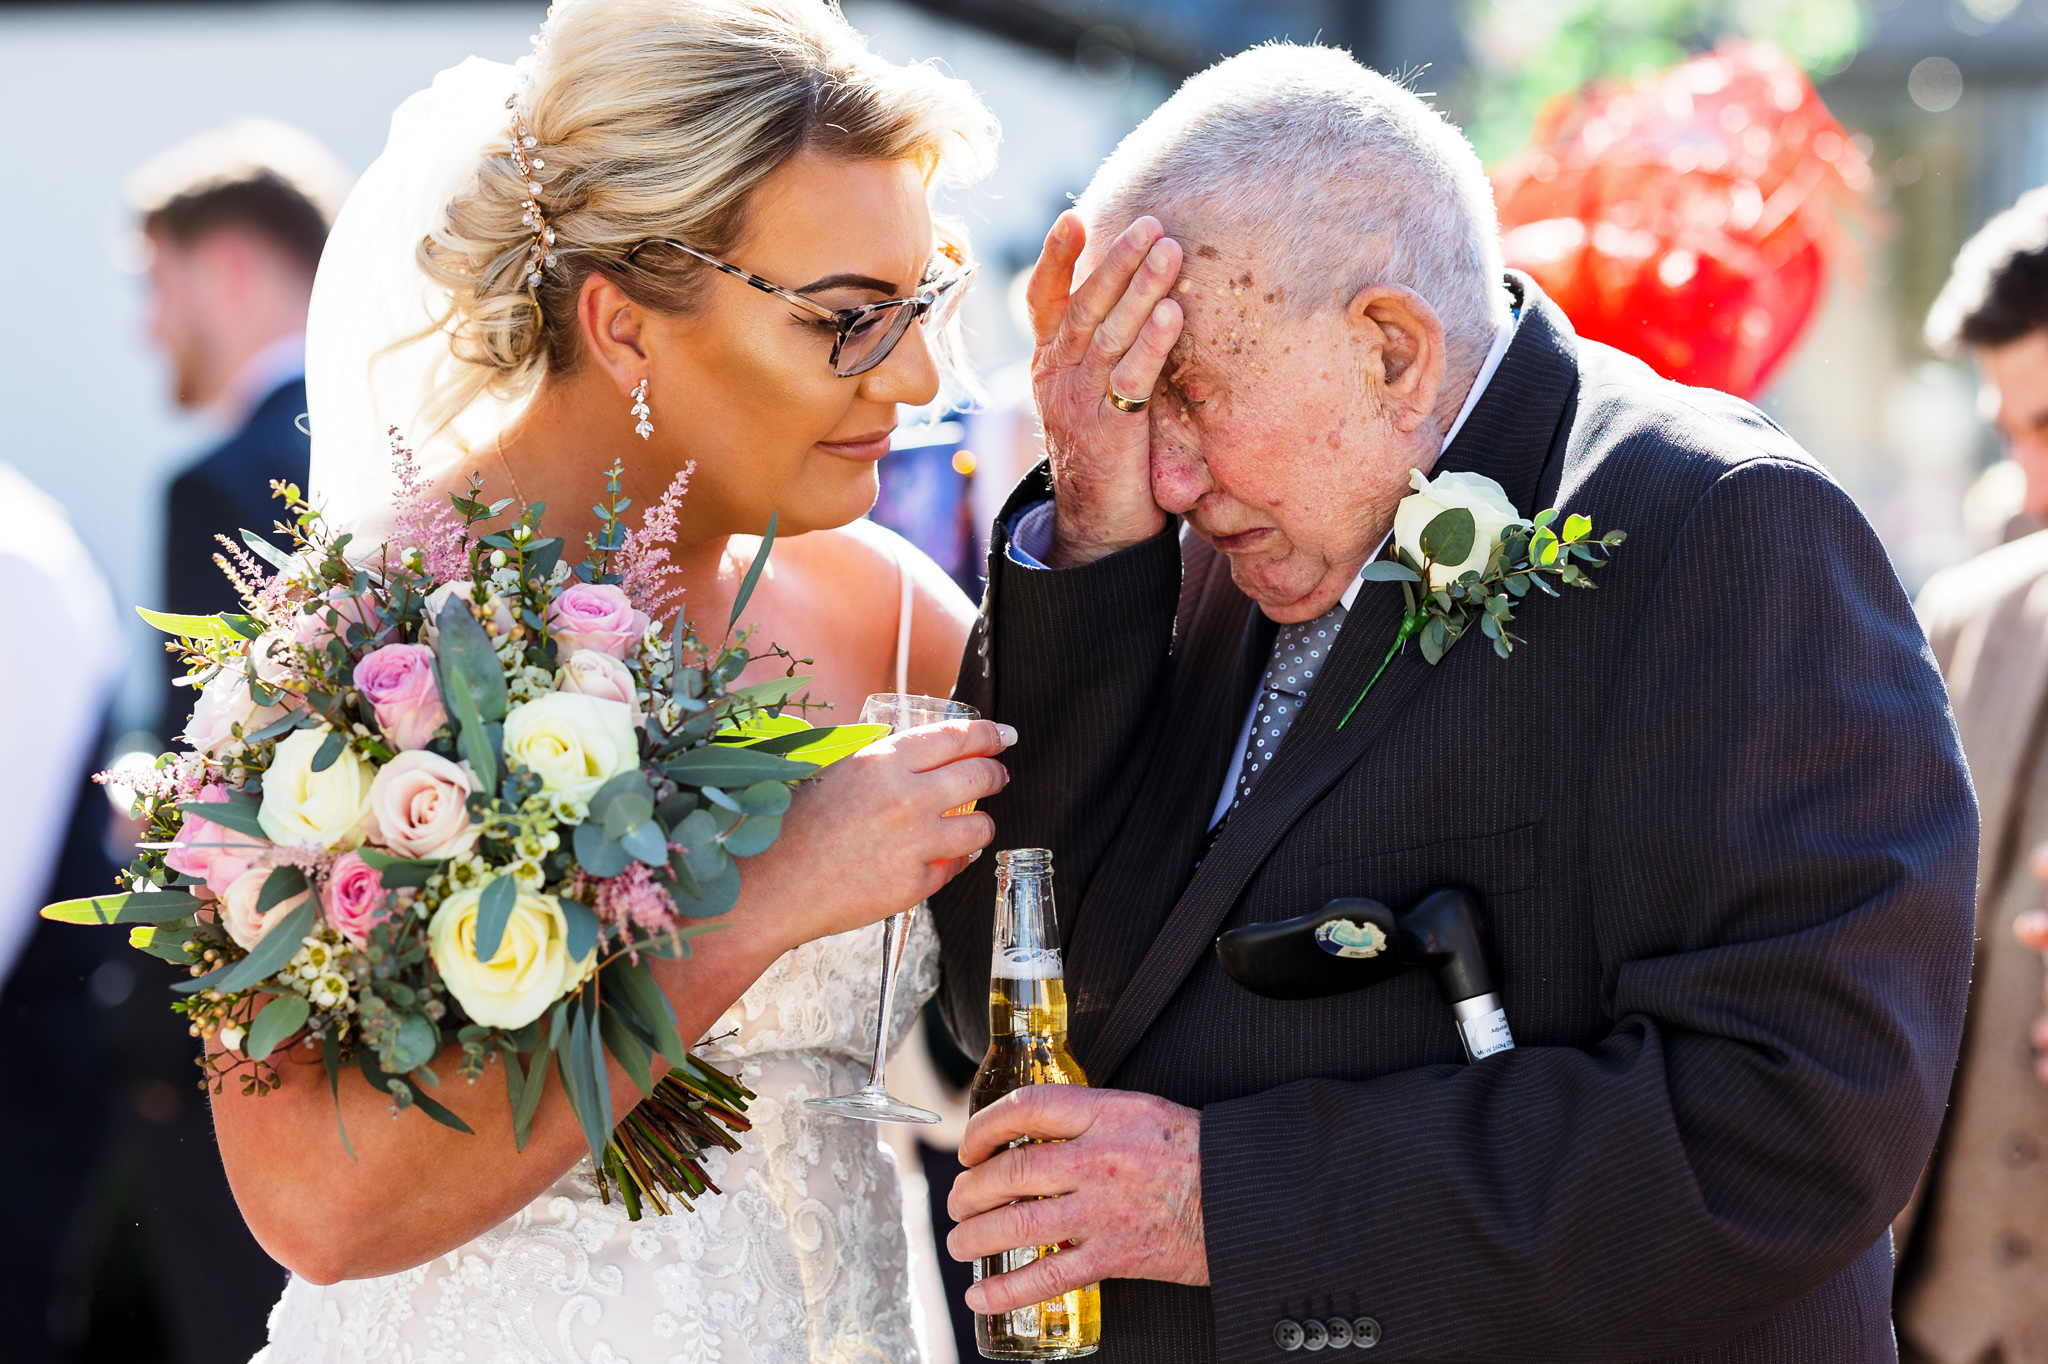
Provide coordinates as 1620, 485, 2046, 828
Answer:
630, 378, 652, 440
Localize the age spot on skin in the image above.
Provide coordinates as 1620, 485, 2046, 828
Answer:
1196, 244, 1221, 260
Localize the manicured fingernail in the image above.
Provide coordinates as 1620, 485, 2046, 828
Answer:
967, 848, 983, 863
996, 723, 1019, 747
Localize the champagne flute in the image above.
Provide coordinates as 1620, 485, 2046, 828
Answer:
804, 693, 978, 1125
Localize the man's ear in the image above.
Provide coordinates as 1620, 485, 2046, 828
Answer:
1345, 284, 1445, 435
576, 272, 650, 396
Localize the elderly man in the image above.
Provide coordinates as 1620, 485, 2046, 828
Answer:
929, 44, 1976, 1362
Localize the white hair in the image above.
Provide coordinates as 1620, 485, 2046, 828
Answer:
1078, 43, 1509, 403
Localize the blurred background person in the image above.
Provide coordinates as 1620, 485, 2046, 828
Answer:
128, 118, 350, 739
0, 467, 122, 1364
1896, 184, 2048, 1364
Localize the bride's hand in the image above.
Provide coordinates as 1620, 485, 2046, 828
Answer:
734, 718, 1015, 950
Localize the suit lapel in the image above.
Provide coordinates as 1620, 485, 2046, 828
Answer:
1084, 280, 1583, 1084
1955, 573, 2048, 916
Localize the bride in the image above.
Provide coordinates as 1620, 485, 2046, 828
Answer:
229, 2, 1007, 1359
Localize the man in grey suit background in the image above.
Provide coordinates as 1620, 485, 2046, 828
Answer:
933, 45, 1976, 1361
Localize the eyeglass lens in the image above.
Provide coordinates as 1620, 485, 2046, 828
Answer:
833, 274, 970, 378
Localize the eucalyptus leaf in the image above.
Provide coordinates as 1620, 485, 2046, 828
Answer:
667, 746, 818, 787
255, 865, 308, 915
432, 597, 509, 721
175, 793, 268, 840
674, 809, 723, 881
670, 854, 741, 917
1419, 507, 1476, 566
128, 924, 195, 961
1563, 513, 1592, 541
712, 712, 811, 746
622, 819, 670, 866
42, 891, 204, 926
727, 512, 778, 636
246, 993, 311, 1063
598, 1003, 655, 1098
1358, 560, 1422, 583
602, 959, 688, 1069
239, 529, 295, 572
361, 1053, 473, 1134
560, 897, 599, 965
573, 821, 632, 878
384, 1013, 440, 1073
173, 900, 316, 995
604, 793, 656, 842
474, 874, 520, 964
738, 781, 792, 816
720, 812, 782, 858
309, 728, 347, 774
712, 676, 816, 717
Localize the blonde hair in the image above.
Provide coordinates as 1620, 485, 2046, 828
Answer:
418, 0, 997, 417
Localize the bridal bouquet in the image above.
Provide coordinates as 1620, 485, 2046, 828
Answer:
42, 441, 882, 1220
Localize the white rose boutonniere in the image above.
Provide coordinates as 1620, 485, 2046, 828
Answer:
1339, 467, 1627, 729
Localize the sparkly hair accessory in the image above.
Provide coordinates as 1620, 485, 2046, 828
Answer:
505, 93, 556, 293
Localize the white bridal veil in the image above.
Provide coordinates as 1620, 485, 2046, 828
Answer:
305, 58, 530, 532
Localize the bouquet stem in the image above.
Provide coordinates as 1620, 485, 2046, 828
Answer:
594, 1052, 755, 1220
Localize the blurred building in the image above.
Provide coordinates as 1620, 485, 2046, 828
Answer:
1769, 0, 2048, 589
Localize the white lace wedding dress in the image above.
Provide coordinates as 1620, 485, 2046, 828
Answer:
256, 908, 941, 1364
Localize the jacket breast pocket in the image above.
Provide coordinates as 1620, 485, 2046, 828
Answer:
1314, 820, 1543, 908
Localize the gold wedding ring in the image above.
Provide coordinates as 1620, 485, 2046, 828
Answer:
1107, 387, 1151, 414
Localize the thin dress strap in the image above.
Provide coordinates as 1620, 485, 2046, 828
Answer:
893, 541, 913, 697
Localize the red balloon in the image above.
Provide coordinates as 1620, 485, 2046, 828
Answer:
1493, 42, 1873, 399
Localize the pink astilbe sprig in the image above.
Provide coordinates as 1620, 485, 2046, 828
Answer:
386, 428, 469, 583
566, 863, 682, 958
615, 462, 695, 622
211, 533, 275, 606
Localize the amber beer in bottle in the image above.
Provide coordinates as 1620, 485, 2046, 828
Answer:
968, 848, 1102, 1359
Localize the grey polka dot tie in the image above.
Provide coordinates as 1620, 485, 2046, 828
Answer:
1232, 604, 1347, 811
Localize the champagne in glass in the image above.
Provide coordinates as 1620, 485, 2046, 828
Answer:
804, 693, 978, 1125
969, 848, 1101, 1359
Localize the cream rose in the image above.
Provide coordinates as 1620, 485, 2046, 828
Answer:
367, 750, 480, 860
220, 866, 311, 950
182, 667, 290, 757
424, 581, 514, 644
257, 726, 377, 850
501, 692, 639, 802
1392, 467, 1528, 588
428, 885, 593, 1029
556, 648, 638, 708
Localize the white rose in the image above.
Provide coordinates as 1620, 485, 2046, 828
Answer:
1392, 467, 1528, 588
368, 750, 480, 860
501, 692, 639, 802
219, 865, 311, 950
182, 666, 289, 757
428, 884, 594, 1029
258, 726, 377, 850
556, 648, 639, 709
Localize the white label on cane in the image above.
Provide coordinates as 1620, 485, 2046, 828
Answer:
1459, 1007, 1515, 1059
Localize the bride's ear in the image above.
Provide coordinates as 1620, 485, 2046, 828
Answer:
576, 273, 647, 394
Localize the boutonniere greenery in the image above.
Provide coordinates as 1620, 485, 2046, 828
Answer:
1338, 468, 1626, 729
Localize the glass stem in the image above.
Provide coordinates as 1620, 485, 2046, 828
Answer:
868, 909, 910, 1087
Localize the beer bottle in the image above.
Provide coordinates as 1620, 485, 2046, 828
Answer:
968, 848, 1102, 1359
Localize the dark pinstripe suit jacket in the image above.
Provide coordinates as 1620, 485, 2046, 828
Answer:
931, 277, 1979, 1362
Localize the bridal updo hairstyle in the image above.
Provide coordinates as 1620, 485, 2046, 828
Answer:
419, 0, 996, 407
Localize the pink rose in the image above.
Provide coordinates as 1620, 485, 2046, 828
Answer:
556, 648, 638, 707
547, 583, 651, 659
324, 851, 390, 946
367, 750, 480, 860
425, 581, 513, 644
164, 785, 273, 899
293, 592, 383, 653
354, 643, 447, 751
220, 866, 311, 950
181, 669, 290, 757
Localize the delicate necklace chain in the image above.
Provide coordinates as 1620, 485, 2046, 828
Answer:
494, 433, 530, 510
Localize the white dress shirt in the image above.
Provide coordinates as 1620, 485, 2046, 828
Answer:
1005, 315, 1520, 829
